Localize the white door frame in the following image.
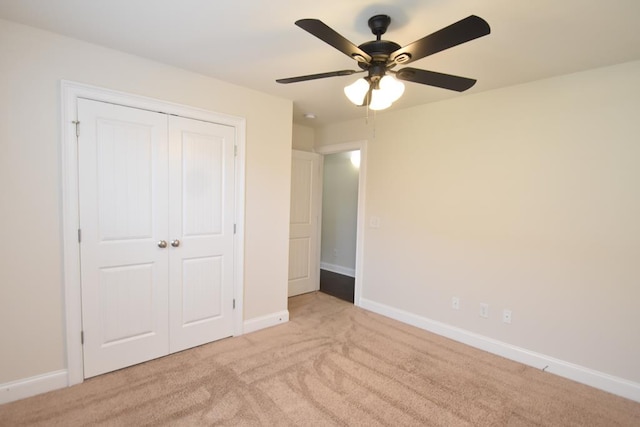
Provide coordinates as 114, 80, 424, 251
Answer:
314, 141, 367, 306
61, 81, 246, 385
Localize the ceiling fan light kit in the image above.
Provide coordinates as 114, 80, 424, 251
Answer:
277, 13, 490, 111
345, 75, 405, 110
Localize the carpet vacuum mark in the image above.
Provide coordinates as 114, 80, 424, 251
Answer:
1, 292, 639, 426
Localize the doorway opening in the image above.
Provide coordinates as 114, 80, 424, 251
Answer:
315, 141, 367, 306
318, 150, 360, 303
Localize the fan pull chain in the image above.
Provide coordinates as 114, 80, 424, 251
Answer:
363, 105, 377, 141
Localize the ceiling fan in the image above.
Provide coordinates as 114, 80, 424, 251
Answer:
277, 14, 490, 110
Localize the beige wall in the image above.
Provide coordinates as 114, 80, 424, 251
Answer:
292, 123, 315, 151
0, 19, 292, 383
316, 60, 640, 383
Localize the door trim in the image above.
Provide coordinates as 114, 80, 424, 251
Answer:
314, 141, 367, 306
61, 81, 246, 385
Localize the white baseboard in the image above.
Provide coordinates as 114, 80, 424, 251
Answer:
6, 305, 637, 405
320, 262, 355, 278
359, 298, 640, 403
0, 369, 68, 404
0, 312, 290, 405
243, 310, 289, 334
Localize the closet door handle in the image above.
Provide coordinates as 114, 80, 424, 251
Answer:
171, 239, 180, 247
157, 240, 168, 248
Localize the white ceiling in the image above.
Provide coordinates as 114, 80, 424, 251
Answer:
1, 0, 639, 127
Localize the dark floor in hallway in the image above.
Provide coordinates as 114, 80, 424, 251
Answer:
319, 269, 354, 303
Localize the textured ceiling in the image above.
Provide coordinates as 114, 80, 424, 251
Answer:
1, 0, 639, 127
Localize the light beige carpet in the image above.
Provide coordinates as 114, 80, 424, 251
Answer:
1, 292, 639, 426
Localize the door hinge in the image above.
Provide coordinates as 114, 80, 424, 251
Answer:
233, 224, 236, 234
233, 299, 236, 309
81, 331, 84, 345
72, 120, 80, 137
78, 228, 82, 243
234, 145, 237, 157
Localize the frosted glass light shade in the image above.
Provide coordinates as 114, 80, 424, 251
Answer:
378, 75, 405, 103
344, 78, 369, 105
369, 89, 392, 110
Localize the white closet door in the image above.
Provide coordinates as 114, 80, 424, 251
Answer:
168, 116, 236, 353
78, 99, 170, 378
288, 150, 321, 296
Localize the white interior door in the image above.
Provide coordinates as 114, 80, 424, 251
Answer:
78, 99, 170, 378
288, 150, 321, 296
78, 99, 237, 378
168, 116, 235, 353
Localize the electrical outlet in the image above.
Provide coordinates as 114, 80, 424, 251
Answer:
452, 297, 460, 310
480, 303, 489, 318
503, 309, 512, 324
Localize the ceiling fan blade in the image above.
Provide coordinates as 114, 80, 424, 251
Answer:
390, 15, 490, 65
276, 69, 359, 84
295, 19, 372, 63
395, 68, 477, 92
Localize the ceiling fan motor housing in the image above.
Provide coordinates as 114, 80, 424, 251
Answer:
359, 40, 400, 68
358, 15, 403, 79
368, 14, 391, 37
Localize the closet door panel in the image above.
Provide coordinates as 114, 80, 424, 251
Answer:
168, 116, 236, 353
78, 99, 170, 378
